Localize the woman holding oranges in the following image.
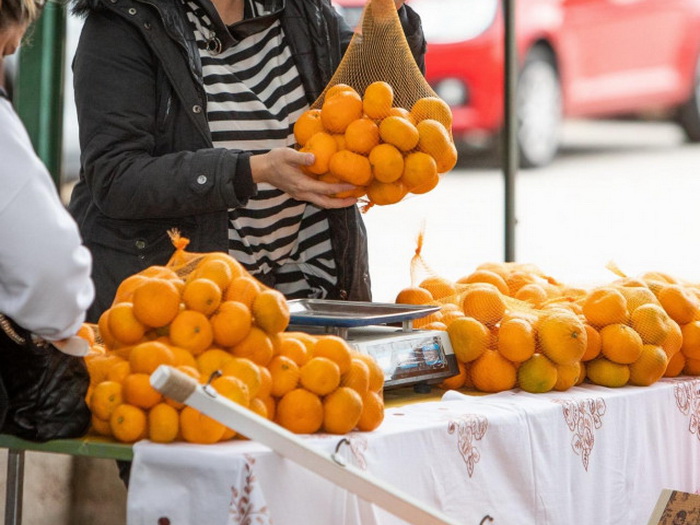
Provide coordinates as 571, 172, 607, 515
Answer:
67, 0, 426, 322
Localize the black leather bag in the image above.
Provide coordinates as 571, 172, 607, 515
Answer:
0, 314, 91, 442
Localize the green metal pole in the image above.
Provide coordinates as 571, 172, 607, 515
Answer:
15, 0, 66, 189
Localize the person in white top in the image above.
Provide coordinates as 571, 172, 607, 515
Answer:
0, 0, 94, 347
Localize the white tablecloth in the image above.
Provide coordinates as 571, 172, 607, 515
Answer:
127, 377, 700, 525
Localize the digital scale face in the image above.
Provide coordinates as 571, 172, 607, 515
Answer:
288, 299, 459, 390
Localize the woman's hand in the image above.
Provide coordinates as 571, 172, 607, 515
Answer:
250, 148, 359, 209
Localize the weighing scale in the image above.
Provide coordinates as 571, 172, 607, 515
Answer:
288, 299, 459, 392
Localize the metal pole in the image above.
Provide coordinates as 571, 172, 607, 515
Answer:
15, 0, 66, 189
503, 0, 517, 262
4, 449, 25, 525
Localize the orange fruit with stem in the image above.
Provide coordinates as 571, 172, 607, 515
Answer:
131, 278, 181, 328
401, 151, 437, 191
129, 340, 176, 375
356, 390, 384, 432
190, 257, 234, 293
293, 109, 324, 147
123, 373, 163, 409
410, 96, 453, 129
90, 381, 123, 420
329, 150, 372, 186
252, 289, 290, 335
537, 312, 587, 365
300, 356, 341, 396
268, 355, 301, 397
148, 403, 180, 443
231, 326, 274, 366
179, 406, 226, 444
196, 348, 235, 380
363, 81, 394, 120
312, 335, 352, 375
344, 118, 379, 155
108, 302, 146, 345
276, 388, 324, 434
321, 90, 363, 133
210, 300, 252, 347
301, 131, 337, 176
110, 404, 147, 443
322, 386, 363, 434
379, 115, 419, 152
369, 143, 404, 183
182, 278, 222, 316
169, 310, 214, 355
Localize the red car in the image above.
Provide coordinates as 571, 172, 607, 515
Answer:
332, 0, 700, 167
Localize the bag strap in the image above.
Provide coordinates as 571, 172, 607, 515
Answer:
0, 314, 50, 348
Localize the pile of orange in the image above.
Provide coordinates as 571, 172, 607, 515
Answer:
80, 248, 385, 444
393, 261, 700, 394
294, 81, 457, 207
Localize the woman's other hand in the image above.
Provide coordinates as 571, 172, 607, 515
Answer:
250, 148, 359, 209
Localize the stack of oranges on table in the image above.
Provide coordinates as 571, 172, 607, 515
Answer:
294, 81, 457, 207
79, 243, 385, 444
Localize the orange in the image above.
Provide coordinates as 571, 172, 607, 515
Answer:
322, 386, 363, 434
599, 323, 644, 364
139, 265, 180, 281
329, 149, 373, 186
409, 171, 440, 195
108, 302, 146, 345
231, 326, 274, 366
419, 276, 457, 300
110, 404, 147, 443
460, 283, 506, 326
268, 355, 301, 397
413, 311, 444, 329
211, 375, 251, 440
581, 324, 602, 361
293, 108, 324, 147
132, 278, 181, 328
498, 318, 535, 362
249, 397, 269, 421
416, 119, 458, 173
514, 284, 548, 306
439, 309, 464, 327
182, 278, 222, 316
505, 270, 537, 296
537, 312, 587, 365
586, 357, 630, 387
410, 96, 453, 129
86, 353, 123, 385
388, 107, 415, 123
617, 285, 659, 314
341, 357, 371, 394
344, 118, 380, 155
113, 274, 149, 305
169, 345, 198, 368
278, 330, 319, 354
77, 323, 97, 347
457, 270, 510, 296
179, 406, 226, 444
210, 300, 253, 347
225, 275, 261, 309
356, 390, 385, 432
169, 310, 214, 355
369, 143, 404, 183
252, 289, 290, 335
629, 344, 668, 386
129, 340, 176, 375
318, 173, 367, 199
106, 359, 131, 384
300, 356, 341, 396
325, 83, 357, 100
664, 350, 686, 377
517, 353, 557, 393
447, 316, 489, 363
379, 115, 419, 152
400, 151, 438, 191
658, 284, 699, 325
582, 287, 628, 327
630, 303, 671, 345
366, 179, 407, 206
196, 348, 235, 380
312, 335, 352, 375
90, 414, 112, 437
275, 388, 323, 434
300, 131, 337, 176
123, 373, 163, 409
681, 321, 700, 359
353, 353, 385, 392
90, 380, 123, 420
437, 360, 467, 390
470, 349, 517, 393
684, 357, 700, 375
321, 90, 363, 133
276, 335, 311, 366
191, 257, 234, 292
148, 402, 180, 443
553, 361, 582, 391
258, 365, 273, 398
363, 81, 394, 120
661, 318, 683, 359
221, 357, 262, 399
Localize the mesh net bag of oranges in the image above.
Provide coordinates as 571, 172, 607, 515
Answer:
293, 0, 457, 209
79, 230, 385, 444
392, 235, 699, 394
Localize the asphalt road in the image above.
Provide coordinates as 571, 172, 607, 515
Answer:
362, 118, 700, 302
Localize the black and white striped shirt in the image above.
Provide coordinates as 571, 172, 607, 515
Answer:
185, 0, 337, 298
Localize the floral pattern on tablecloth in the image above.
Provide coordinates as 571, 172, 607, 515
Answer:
673, 378, 700, 442
447, 415, 488, 477
553, 397, 606, 471
227, 454, 272, 525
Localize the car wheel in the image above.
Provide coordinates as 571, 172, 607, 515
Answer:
516, 47, 562, 168
677, 52, 700, 142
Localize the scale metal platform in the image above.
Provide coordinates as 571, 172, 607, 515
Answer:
288, 299, 459, 391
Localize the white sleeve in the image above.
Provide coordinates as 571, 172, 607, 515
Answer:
0, 99, 95, 341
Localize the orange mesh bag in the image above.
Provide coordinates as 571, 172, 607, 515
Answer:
293, 0, 458, 210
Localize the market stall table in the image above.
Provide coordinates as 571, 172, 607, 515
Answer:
3, 377, 700, 524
